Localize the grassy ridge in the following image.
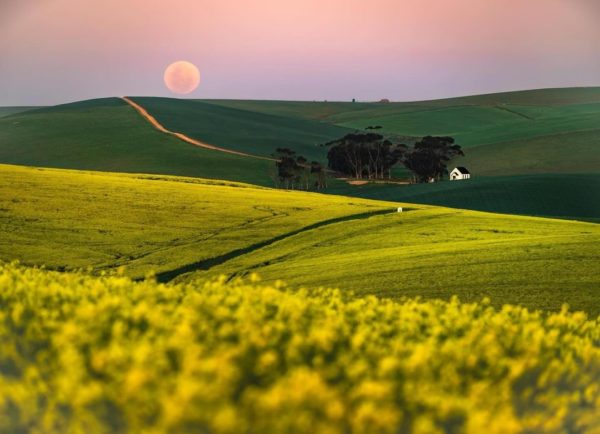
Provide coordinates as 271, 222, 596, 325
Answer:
0, 98, 273, 186
1, 164, 598, 313
207, 88, 600, 119
328, 174, 600, 222
2, 262, 600, 434
0, 106, 40, 118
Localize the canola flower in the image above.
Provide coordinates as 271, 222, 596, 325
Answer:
0, 262, 599, 434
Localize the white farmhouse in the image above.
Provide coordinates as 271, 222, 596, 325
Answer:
450, 167, 471, 180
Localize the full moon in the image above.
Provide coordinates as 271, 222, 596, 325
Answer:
163, 61, 201, 95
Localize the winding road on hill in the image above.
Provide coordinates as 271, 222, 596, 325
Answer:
121, 97, 276, 161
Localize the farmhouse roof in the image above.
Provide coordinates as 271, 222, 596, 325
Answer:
454, 167, 470, 174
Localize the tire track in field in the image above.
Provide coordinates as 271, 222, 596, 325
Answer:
121, 97, 276, 162
153, 208, 397, 283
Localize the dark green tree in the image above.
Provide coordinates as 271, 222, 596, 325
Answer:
325, 133, 405, 179
403, 136, 464, 182
310, 161, 327, 189
272, 148, 314, 190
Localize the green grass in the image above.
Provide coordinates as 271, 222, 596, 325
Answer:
0, 164, 393, 278
3, 89, 598, 177
208, 87, 600, 119
1, 163, 598, 314
193, 204, 600, 314
1, 89, 599, 221
458, 129, 600, 176
206, 87, 600, 174
130, 97, 352, 162
328, 103, 600, 148
327, 174, 600, 222
0, 98, 273, 186
0, 106, 40, 117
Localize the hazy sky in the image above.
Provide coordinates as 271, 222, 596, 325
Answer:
1, 0, 599, 105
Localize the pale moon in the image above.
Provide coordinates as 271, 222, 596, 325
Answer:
164, 61, 201, 95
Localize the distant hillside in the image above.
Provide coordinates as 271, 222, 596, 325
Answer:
329, 174, 600, 223
1, 88, 598, 221
0, 106, 40, 117
0, 98, 272, 186
207, 87, 600, 176
459, 129, 600, 176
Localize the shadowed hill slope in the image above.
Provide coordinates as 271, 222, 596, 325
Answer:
328, 174, 600, 223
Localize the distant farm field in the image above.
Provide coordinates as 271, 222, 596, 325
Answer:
129, 97, 351, 162
0, 98, 273, 186
207, 87, 600, 175
1, 164, 598, 314
3, 88, 599, 178
329, 173, 600, 222
0, 88, 599, 220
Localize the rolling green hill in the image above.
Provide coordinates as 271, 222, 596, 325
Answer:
0, 106, 40, 117
0, 98, 273, 185
4, 88, 598, 178
207, 87, 600, 175
129, 97, 351, 162
328, 174, 600, 223
1, 88, 599, 221
1, 164, 598, 314
458, 129, 600, 176
206, 87, 600, 119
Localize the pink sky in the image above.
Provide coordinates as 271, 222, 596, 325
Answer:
1, 0, 599, 105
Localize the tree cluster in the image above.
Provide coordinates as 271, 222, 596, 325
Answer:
403, 136, 464, 182
325, 133, 407, 180
271, 148, 326, 190
324, 134, 464, 183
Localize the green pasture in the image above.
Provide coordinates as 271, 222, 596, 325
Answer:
0, 164, 392, 278
0, 106, 39, 118
0, 98, 273, 186
130, 97, 351, 161
206, 87, 600, 174
328, 173, 600, 222
0, 88, 598, 221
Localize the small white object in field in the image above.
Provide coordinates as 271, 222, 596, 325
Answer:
397, 207, 403, 213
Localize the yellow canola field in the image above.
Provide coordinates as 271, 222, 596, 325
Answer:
1, 262, 599, 434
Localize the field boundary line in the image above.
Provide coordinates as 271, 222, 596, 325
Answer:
493, 105, 534, 120
152, 208, 396, 283
121, 97, 276, 162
